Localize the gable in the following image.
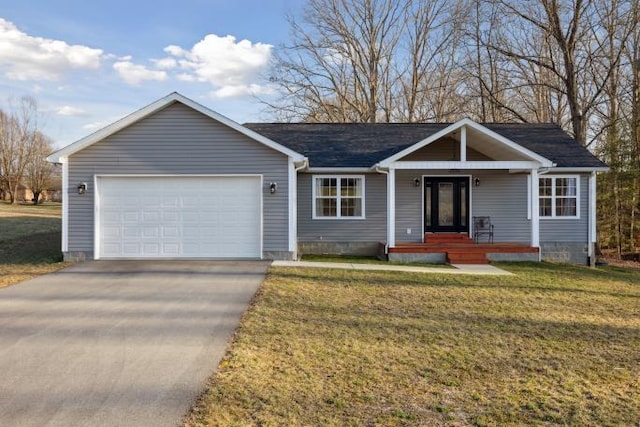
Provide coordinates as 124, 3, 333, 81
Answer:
401, 137, 492, 161
48, 93, 305, 164
70, 102, 289, 167
380, 119, 553, 167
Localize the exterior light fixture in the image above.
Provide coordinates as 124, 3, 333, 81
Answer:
413, 177, 421, 187
269, 182, 277, 194
474, 177, 480, 187
77, 183, 87, 194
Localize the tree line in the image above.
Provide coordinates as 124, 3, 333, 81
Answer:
0, 97, 58, 205
268, 0, 639, 256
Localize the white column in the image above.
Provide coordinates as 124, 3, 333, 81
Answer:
387, 167, 396, 249
460, 125, 467, 162
288, 158, 297, 256
588, 171, 597, 266
530, 168, 540, 249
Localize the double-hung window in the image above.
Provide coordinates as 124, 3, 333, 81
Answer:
313, 175, 365, 219
539, 176, 579, 218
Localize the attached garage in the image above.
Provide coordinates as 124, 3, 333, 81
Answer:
96, 176, 262, 259
48, 93, 306, 262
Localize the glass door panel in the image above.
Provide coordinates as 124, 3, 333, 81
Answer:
438, 183, 454, 226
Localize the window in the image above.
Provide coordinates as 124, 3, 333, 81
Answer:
539, 176, 579, 218
313, 175, 365, 219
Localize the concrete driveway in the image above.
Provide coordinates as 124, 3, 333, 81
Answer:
0, 260, 268, 427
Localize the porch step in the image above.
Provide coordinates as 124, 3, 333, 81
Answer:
424, 233, 474, 244
446, 251, 489, 264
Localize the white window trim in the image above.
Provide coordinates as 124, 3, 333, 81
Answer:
312, 175, 366, 220
538, 175, 580, 220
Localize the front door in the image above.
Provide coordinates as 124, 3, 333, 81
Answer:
424, 177, 469, 233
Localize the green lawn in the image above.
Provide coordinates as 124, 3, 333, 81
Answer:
0, 202, 69, 287
185, 263, 640, 426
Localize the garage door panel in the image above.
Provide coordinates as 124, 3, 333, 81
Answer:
162, 227, 179, 238
98, 176, 261, 259
102, 226, 121, 239
142, 211, 161, 222
123, 243, 142, 256
123, 211, 139, 222
122, 227, 138, 238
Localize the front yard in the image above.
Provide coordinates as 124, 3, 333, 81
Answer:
186, 263, 640, 426
0, 202, 69, 288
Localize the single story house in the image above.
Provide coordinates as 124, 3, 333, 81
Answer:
48, 93, 607, 265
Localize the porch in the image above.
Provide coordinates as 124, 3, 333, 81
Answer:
388, 233, 539, 264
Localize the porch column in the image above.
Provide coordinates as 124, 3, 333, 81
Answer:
61, 157, 69, 253
460, 125, 467, 161
530, 168, 540, 250
387, 167, 396, 249
588, 171, 597, 266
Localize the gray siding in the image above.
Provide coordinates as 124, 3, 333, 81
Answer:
68, 102, 290, 254
472, 172, 531, 242
395, 170, 426, 242
395, 170, 531, 243
297, 173, 386, 242
539, 174, 588, 243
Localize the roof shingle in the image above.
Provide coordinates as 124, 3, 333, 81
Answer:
244, 122, 606, 169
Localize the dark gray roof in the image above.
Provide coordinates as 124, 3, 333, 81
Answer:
244, 122, 606, 169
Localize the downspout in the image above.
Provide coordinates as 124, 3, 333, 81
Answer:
532, 163, 555, 261
374, 164, 390, 255
588, 171, 597, 267
290, 158, 308, 260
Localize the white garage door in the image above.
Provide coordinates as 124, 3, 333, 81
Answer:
96, 176, 261, 259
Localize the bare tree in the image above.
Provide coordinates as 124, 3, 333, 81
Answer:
478, 0, 636, 146
0, 97, 40, 204
269, 0, 406, 122
24, 131, 56, 205
395, 0, 467, 122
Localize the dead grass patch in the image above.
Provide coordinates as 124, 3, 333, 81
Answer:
185, 263, 640, 426
0, 203, 69, 288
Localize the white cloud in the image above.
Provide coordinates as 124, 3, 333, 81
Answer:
165, 34, 272, 98
0, 18, 103, 81
57, 105, 87, 116
82, 120, 110, 131
212, 83, 275, 99
152, 57, 177, 69
176, 72, 196, 82
113, 60, 168, 85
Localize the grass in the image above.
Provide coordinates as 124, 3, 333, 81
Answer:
0, 202, 70, 288
185, 262, 640, 426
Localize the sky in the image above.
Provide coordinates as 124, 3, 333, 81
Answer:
0, 0, 304, 148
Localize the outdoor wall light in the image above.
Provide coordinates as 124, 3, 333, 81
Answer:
413, 177, 421, 187
269, 182, 277, 194
474, 177, 481, 187
77, 183, 87, 194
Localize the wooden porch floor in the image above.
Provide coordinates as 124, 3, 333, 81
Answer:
389, 234, 538, 264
